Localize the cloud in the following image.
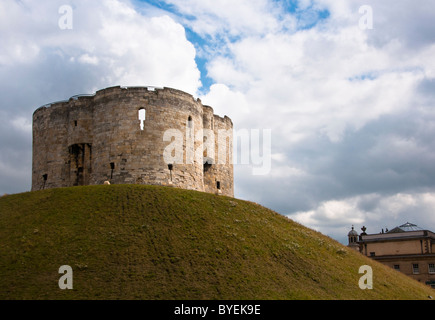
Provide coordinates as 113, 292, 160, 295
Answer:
2, 0, 435, 245
162, 0, 286, 37
0, 0, 200, 96
195, 0, 435, 242
292, 191, 435, 243
78, 54, 99, 65
0, 0, 201, 193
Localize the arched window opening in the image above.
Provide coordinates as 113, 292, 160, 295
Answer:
203, 160, 212, 172
138, 108, 146, 131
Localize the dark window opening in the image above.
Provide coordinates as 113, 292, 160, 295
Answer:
203, 158, 212, 172
204, 162, 212, 172
217, 181, 221, 190
370, 252, 375, 257
42, 174, 48, 190
74, 120, 77, 127
168, 164, 173, 181
110, 162, 115, 179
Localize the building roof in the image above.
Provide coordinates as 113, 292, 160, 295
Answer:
387, 222, 424, 233
358, 222, 435, 244
348, 226, 358, 236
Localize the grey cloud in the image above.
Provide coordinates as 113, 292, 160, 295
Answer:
235, 105, 435, 224
362, 0, 435, 49
0, 115, 32, 194
417, 78, 435, 98
3, 0, 435, 245
0, 49, 115, 194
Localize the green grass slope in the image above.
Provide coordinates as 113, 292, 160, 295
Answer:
0, 184, 433, 300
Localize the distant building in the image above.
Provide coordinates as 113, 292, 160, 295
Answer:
348, 222, 435, 288
347, 226, 360, 251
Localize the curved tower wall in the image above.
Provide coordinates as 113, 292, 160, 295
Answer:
202, 105, 234, 196
32, 86, 234, 197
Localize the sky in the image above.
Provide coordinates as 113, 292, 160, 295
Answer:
1, 0, 435, 244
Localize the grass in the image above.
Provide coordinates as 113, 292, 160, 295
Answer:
0, 184, 433, 300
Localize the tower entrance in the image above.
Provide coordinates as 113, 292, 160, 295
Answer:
68, 143, 92, 186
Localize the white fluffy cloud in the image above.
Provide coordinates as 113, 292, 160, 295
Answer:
292, 192, 435, 243
2, 0, 435, 244
193, 0, 435, 242
0, 0, 200, 95
202, 20, 426, 140
0, 0, 201, 194
163, 0, 286, 37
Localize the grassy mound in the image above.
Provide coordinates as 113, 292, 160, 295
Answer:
0, 184, 433, 300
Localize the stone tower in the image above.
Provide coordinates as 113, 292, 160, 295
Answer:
32, 86, 234, 197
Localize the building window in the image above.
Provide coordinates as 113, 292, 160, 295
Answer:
42, 174, 48, 190
370, 252, 375, 257
393, 265, 400, 271
203, 160, 212, 172
412, 264, 420, 274
429, 263, 435, 274
216, 181, 221, 190
110, 162, 115, 179
187, 116, 193, 137
168, 164, 173, 181
138, 108, 146, 130
74, 120, 77, 127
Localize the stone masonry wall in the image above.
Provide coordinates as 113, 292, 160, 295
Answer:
32, 86, 234, 197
